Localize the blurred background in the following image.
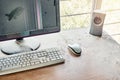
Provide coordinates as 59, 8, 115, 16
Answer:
60, 0, 120, 43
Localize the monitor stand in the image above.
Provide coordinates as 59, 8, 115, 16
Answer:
1, 38, 40, 55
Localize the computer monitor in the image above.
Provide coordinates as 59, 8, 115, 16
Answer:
0, 0, 60, 55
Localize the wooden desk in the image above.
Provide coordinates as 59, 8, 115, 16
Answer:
1, 28, 120, 80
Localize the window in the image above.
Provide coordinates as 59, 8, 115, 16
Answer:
60, 0, 120, 36
60, 0, 93, 30
100, 0, 120, 35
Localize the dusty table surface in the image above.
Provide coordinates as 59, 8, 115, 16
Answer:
0, 28, 120, 80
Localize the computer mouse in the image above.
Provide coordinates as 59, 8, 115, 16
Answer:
68, 43, 82, 56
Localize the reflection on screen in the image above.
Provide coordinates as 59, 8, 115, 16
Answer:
0, 0, 42, 35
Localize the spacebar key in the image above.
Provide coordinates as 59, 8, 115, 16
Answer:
2, 65, 21, 71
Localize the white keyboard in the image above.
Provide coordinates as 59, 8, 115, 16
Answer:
0, 47, 65, 75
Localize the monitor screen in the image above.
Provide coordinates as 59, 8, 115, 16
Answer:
0, 0, 60, 41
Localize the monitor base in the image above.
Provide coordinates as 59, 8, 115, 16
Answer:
1, 38, 40, 55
